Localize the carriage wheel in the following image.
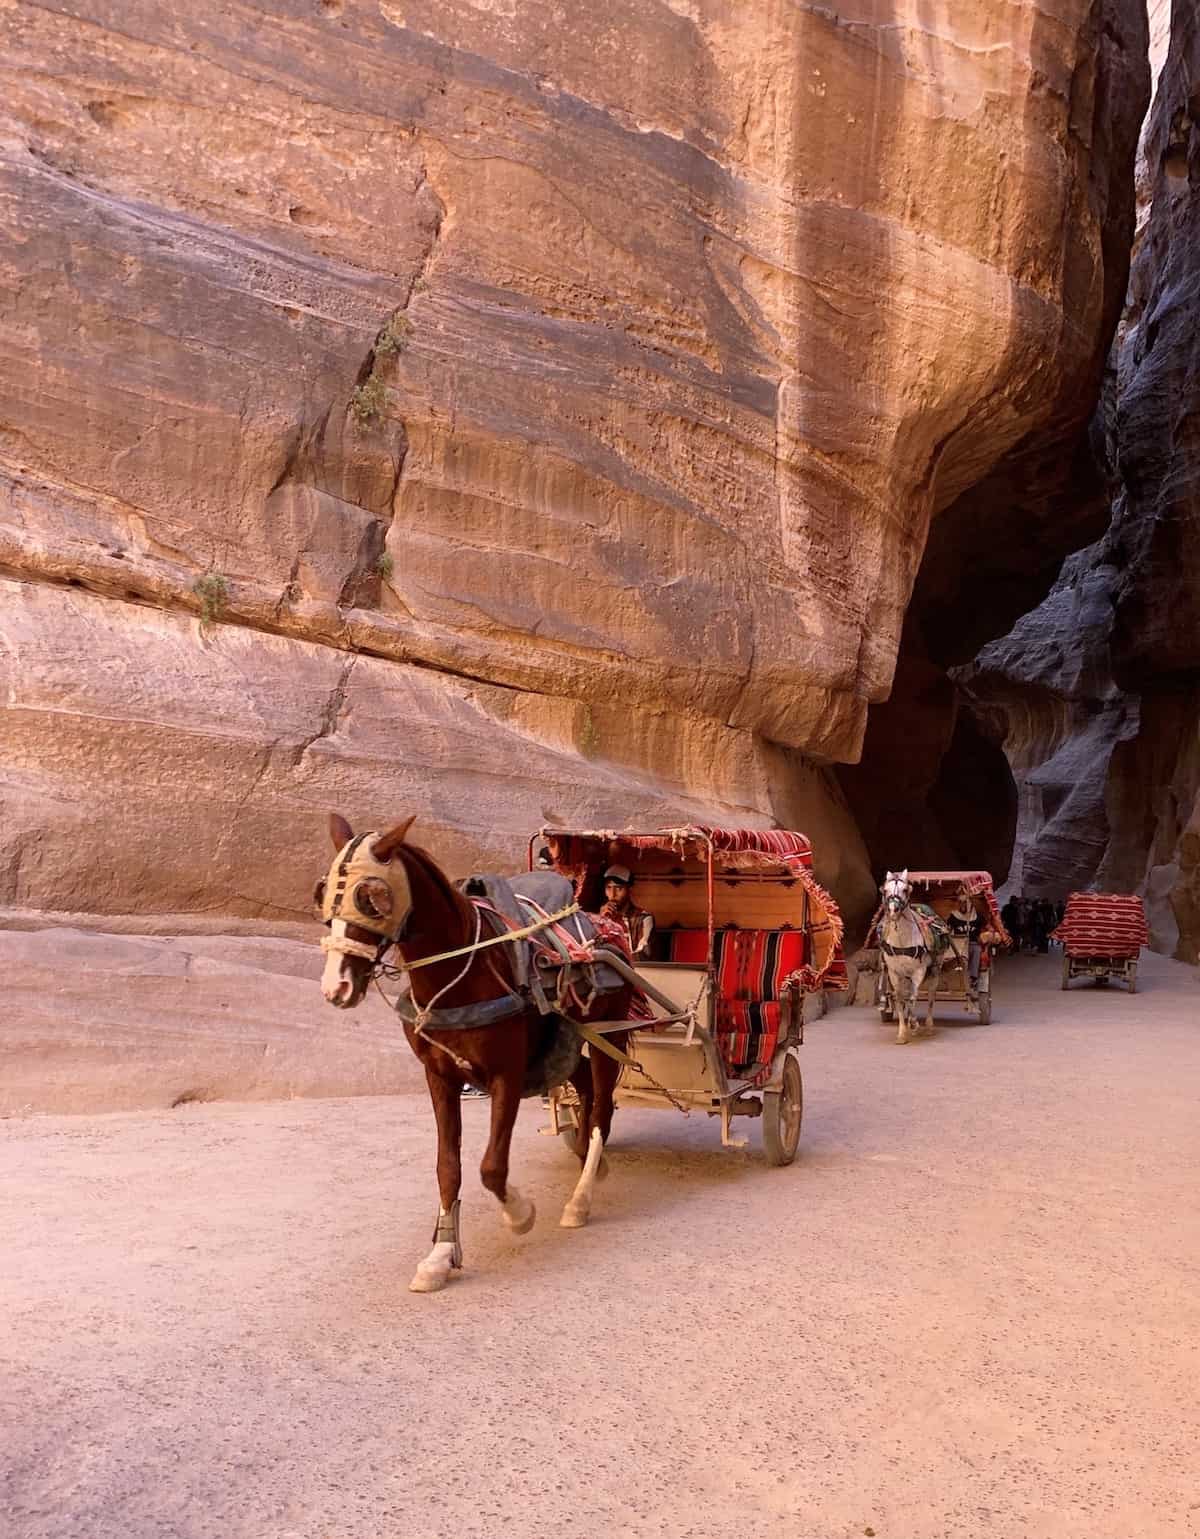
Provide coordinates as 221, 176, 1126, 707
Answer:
1061, 956, 1070, 991
560, 1125, 582, 1155
1128, 964, 1138, 995
763, 1055, 803, 1167
977, 990, 992, 1025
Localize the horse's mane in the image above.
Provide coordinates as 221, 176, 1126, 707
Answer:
396, 839, 473, 927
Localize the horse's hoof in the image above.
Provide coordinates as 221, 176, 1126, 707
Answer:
504, 1201, 536, 1236
560, 1205, 588, 1229
409, 1264, 453, 1293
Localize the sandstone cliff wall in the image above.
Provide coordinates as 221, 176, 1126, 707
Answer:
0, 2, 1155, 1105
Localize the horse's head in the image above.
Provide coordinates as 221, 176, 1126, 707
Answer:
316, 812, 417, 1007
882, 869, 912, 916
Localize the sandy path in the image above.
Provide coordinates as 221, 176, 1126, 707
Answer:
3, 951, 1199, 1539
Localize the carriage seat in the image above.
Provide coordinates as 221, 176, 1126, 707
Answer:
661, 927, 808, 1074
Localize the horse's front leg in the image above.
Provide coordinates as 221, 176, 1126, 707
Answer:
896, 970, 912, 1045
480, 1069, 536, 1236
410, 1065, 465, 1293
561, 1032, 623, 1228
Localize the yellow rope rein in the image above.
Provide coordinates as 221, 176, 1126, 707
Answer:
402, 901, 582, 970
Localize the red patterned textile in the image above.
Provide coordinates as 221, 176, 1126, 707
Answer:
666, 929, 808, 1073
713, 929, 807, 1070
1052, 894, 1148, 958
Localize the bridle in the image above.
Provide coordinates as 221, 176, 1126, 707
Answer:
880, 874, 930, 958
883, 876, 912, 916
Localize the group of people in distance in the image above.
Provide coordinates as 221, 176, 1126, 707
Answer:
1000, 894, 1065, 954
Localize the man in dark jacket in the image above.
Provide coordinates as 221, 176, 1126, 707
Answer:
947, 891, 983, 990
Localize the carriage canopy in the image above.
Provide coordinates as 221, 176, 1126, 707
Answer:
535, 824, 847, 993
893, 870, 1012, 948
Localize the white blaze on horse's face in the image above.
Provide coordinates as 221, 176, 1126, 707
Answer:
883, 872, 912, 915
321, 920, 357, 1006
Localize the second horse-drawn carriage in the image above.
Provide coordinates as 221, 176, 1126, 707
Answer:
874, 869, 1010, 1038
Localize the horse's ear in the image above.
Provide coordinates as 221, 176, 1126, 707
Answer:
900, 868, 909, 883
372, 814, 418, 862
329, 812, 354, 850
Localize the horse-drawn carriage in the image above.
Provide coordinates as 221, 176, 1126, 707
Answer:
1053, 893, 1148, 992
533, 826, 847, 1166
874, 870, 1009, 1038
315, 814, 845, 1289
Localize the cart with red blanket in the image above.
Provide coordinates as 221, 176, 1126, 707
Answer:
1053, 893, 1148, 992
530, 826, 847, 1166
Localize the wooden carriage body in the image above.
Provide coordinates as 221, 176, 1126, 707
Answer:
532, 826, 846, 1164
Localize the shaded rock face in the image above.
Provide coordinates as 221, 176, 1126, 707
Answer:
953, 547, 1138, 901
0, 3, 1148, 980
954, 0, 1200, 962
1098, 0, 1200, 959
836, 0, 1149, 899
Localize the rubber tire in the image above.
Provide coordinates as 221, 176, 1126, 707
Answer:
1061, 956, 1070, 991
1129, 965, 1137, 995
763, 1055, 803, 1167
560, 1124, 582, 1156
878, 1004, 896, 1024
977, 991, 992, 1024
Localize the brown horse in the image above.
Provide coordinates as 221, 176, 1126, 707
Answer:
317, 813, 633, 1292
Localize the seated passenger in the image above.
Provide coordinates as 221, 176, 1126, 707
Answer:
600, 864, 654, 958
947, 891, 982, 990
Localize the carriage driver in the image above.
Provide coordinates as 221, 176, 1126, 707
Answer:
600, 865, 654, 959
947, 889, 983, 991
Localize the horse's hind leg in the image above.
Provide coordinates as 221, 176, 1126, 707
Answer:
565, 1058, 595, 1164
923, 966, 938, 1032
480, 1071, 536, 1236
561, 1034, 624, 1227
410, 1066, 465, 1293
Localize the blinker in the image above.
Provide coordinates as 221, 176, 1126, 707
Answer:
319, 832, 413, 940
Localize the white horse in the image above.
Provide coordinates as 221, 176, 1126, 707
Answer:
877, 871, 949, 1044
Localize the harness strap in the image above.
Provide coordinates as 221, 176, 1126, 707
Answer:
403, 902, 581, 969
393, 991, 526, 1030
321, 933, 381, 962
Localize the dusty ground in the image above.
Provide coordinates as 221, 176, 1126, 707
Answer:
3, 950, 1199, 1539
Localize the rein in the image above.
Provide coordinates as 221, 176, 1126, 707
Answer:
321, 901, 580, 967
404, 902, 580, 970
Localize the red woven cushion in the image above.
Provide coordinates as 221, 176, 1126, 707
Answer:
715, 1001, 782, 1074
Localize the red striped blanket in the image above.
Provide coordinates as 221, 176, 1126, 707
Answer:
1051, 894, 1148, 958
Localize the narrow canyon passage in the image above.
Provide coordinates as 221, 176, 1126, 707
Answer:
5, 951, 1197, 1539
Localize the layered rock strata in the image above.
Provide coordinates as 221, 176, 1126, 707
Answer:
0, 2, 1153, 1102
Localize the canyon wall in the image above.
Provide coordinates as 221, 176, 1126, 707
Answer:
957, 0, 1200, 963
0, 2, 1153, 1103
